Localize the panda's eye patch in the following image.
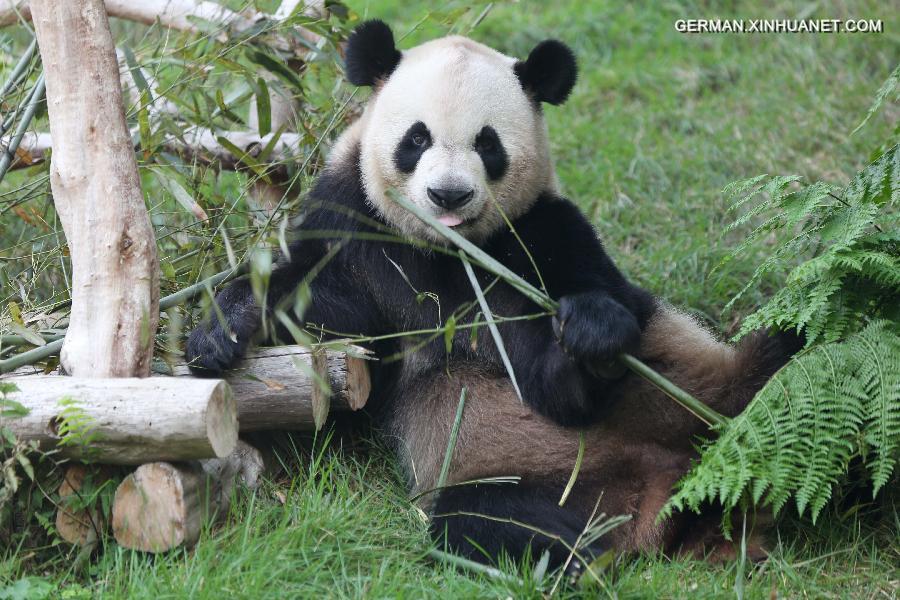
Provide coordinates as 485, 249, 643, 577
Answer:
474, 126, 508, 181
394, 121, 432, 173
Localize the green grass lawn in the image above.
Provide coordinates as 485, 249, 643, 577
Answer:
2, 0, 899, 597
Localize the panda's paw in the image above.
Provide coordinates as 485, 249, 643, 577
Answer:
185, 322, 248, 376
554, 292, 641, 370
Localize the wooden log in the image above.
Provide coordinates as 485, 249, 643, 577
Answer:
30, 0, 160, 377
173, 346, 371, 431
5, 345, 371, 431
111, 441, 263, 552
0, 377, 236, 464
56, 464, 114, 545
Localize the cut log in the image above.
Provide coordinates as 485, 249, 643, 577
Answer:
173, 345, 371, 431
56, 464, 114, 545
111, 462, 207, 551
0, 376, 236, 464
111, 441, 263, 552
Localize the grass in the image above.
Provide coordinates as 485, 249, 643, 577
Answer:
1, 0, 899, 597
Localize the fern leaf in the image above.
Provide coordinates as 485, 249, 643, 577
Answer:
852, 64, 899, 134
854, 321, 900, 492
665, 322, 898, 523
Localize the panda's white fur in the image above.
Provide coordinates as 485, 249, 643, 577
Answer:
346, 36, 558, 244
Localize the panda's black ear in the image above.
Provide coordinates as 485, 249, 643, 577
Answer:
514, 40, 578, 105
345, 20, 402, 87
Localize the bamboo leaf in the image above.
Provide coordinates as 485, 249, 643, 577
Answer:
558, 431, 585, 506
460, 252, 523, 402
436, 387, 467, 490
255, 77, 272, 137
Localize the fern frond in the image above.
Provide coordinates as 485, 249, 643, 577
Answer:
665, 322, 898, 523
855, 322, 900, 492
725, 144, 899, 346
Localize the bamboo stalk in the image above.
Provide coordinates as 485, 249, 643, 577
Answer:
0, 38, 36, 100
0, 74, 45, 182
0, 333, 63, 347
390, 192, 729, 426
618, 354, 727, 427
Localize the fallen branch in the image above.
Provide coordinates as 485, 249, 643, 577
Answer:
1, 128, 303, 173
0, 0, 323, 53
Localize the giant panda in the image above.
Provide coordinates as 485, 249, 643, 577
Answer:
186, 21, 796, 569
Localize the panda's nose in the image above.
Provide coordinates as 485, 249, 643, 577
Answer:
427, 187, 474, 210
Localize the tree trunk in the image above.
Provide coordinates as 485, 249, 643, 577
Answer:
30, 0, 159, 377
0, 376, 237, 464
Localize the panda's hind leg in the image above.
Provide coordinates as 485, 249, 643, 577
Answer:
429, 483, 607, 571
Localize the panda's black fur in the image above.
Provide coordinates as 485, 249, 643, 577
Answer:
187, 21, 798, 570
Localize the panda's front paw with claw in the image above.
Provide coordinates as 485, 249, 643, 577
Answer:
553, 292, 641, 374
185, 322, 248, 376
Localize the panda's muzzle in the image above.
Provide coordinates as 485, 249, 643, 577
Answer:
427, 187, 474, 210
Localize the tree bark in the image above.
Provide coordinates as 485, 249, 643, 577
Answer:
0, 376, 237, 464
30, 0, 159, 377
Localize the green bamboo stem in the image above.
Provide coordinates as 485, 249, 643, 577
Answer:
618, 353, 727, 427
0, 74, 45, 182
390, 192, 729, 427
436, 387, 467, 490
0, 337, 63, 374
0, 333, 64, 347
0, 266, 243, 375
0, 39, 37, 107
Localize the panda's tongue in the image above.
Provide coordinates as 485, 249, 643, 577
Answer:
437, 214, 464, 227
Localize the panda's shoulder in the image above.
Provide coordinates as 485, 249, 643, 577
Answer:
513, 193, 596, 242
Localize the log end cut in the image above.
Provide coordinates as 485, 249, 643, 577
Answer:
207, 380, 238, 458
345, 355, 371, 411
111, 462, 202, 552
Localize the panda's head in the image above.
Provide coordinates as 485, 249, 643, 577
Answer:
343, 20, 577, 244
